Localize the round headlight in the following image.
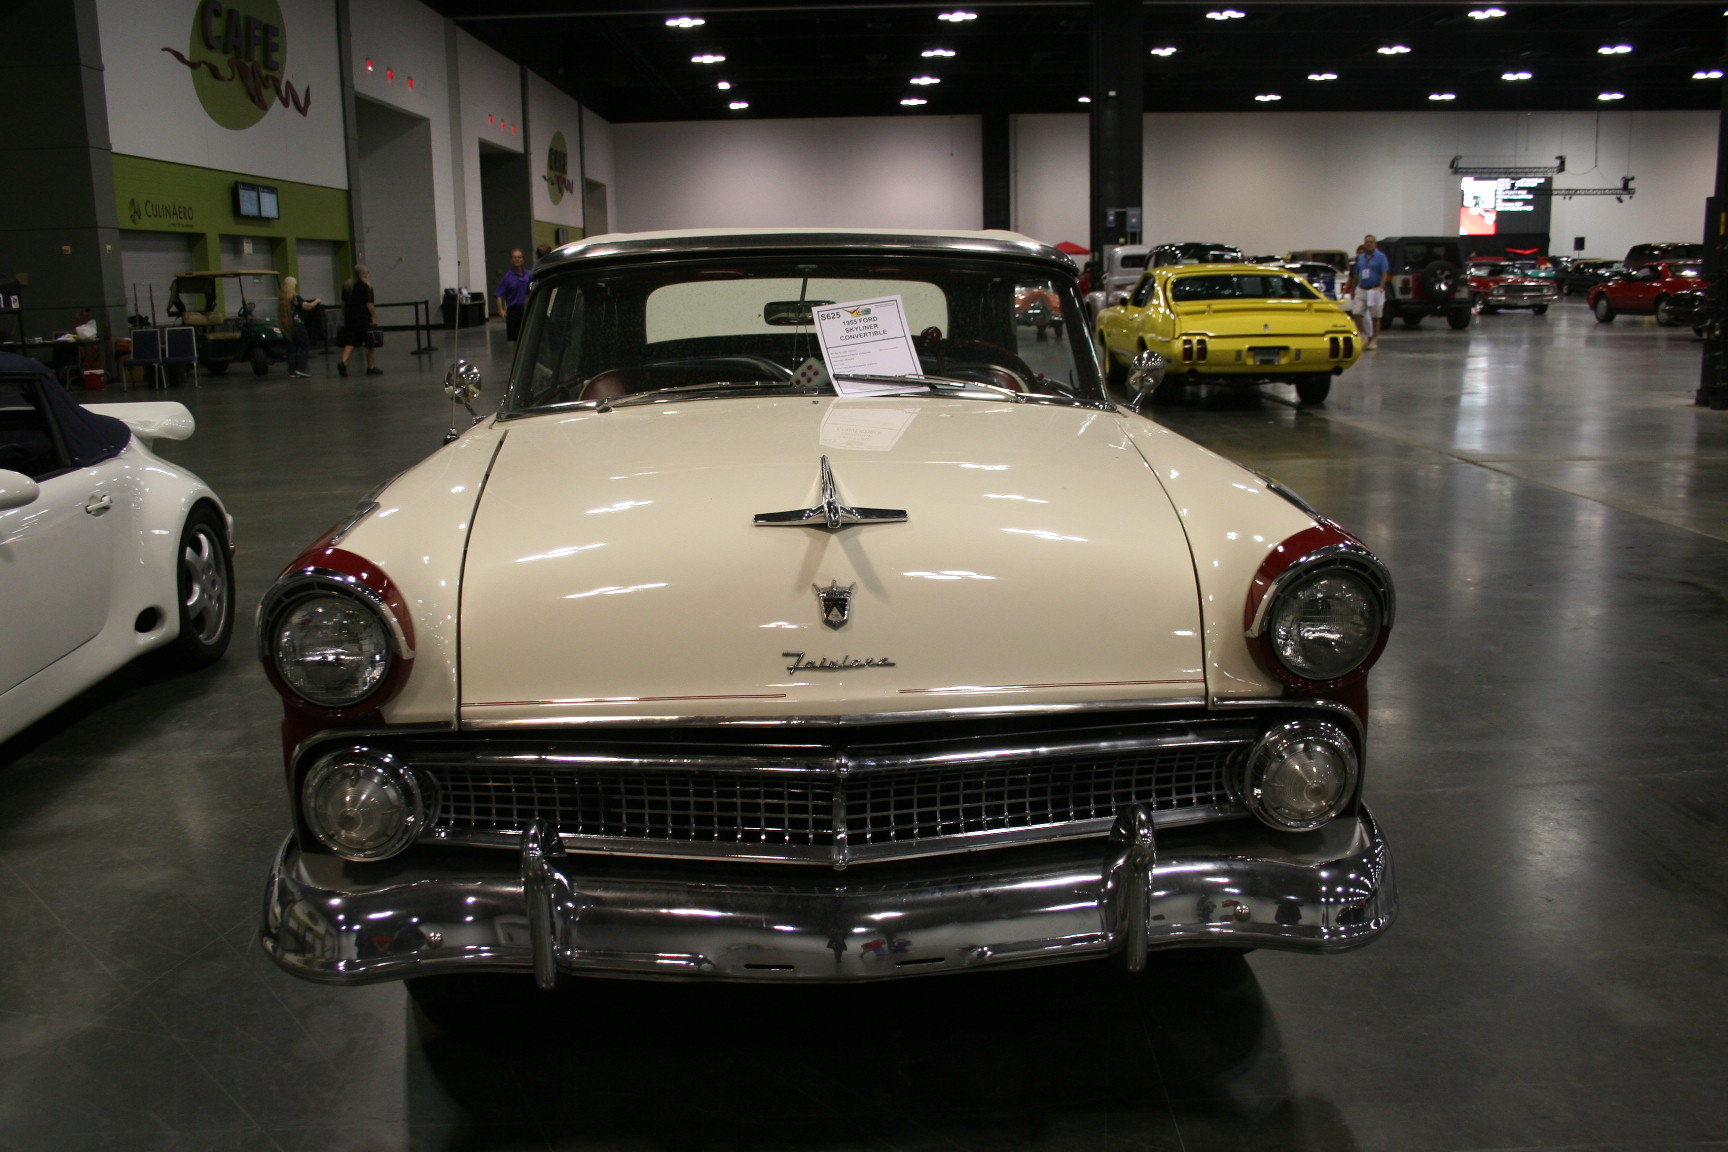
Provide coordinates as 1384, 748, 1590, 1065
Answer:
1267, 567, 1383, 681
1242, 720, 1358, 832
302, 750, 424, 860
272, 593, 392, 707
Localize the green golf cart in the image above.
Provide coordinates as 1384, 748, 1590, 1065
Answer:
166, 269, 289, 376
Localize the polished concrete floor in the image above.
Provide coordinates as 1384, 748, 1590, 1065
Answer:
3, 301, 1727, 1151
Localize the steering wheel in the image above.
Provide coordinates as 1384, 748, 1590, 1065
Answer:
165, 297, 184, 318
916, 328, 1036, 391
237, 302, 255, 319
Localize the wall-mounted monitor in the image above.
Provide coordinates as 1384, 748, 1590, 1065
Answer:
234, 182, 281, 220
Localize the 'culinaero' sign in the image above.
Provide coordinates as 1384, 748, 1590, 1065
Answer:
163, 0, 311, 130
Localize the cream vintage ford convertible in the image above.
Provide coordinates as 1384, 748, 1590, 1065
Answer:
257, 229, 1396, 998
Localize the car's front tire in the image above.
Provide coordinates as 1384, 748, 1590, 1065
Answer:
1446, 309, 1472, 330
149, 504, 234, 670
1655, 296, 1678, 327
250, 347, 270, 375
1400, 314, 1423, 329
1532, 304, 1549, 316
1594, 296, 1616, 323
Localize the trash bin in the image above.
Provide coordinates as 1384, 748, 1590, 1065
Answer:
83, 369, 107, 390
459, 290, 486, 327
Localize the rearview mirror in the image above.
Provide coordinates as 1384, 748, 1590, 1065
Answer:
763, 300, 834, 326
0, 469, 40, 511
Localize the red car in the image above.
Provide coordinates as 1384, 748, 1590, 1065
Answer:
1588, 262, 1707, 329
1466, 263, 1558, 314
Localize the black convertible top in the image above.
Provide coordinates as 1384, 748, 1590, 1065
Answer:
0, 351, 130, 469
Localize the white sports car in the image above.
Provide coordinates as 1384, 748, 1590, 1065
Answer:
0, 353, 234, 745
257, 229, 1396, 998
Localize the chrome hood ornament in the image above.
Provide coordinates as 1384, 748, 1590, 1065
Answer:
815, 580, 856, 629
755, 456, 908, 530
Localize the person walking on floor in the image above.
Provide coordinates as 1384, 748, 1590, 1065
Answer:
1345, 234, 1391, 350
279, 276, 319, 379
495, 248, 531, 343
337, 264, 381, 377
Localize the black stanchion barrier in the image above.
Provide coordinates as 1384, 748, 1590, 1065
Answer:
375, 300, 437, 356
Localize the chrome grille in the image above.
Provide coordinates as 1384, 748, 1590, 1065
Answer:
406, 727, 1250, 864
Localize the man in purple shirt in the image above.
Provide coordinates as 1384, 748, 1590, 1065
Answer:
495, 248, 531, 342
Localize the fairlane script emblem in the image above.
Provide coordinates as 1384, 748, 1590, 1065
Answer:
784, 652, 897, 675
815, 580, 856, 628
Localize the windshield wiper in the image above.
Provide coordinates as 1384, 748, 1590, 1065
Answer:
594, 380, 814, 412
833, 373, 1023, 403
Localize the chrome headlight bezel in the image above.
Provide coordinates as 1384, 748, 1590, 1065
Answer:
300, 748, 429, 861
1248, 542, 1394, 686
1238, 719, 1360, 832
258, 569, 415, 710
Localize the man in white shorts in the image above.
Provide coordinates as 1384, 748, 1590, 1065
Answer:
1346, 234, 1391, 350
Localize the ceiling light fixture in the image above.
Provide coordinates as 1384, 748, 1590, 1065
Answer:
1597, 91, 1625, 101
1695, 69, 1725, 80
1377, 44, 1411, 55
665, 16, 705, 28
938, 10, 977, 21
1467, 8, 1506, 18
717, 80, 731, 90
1207, 9, 1246, 20
1502, 71, 1532, 80
1429, 92, 1456, 101
1078, 95, 1092, 103
729, 100, 749, 110
922, 48, 956, 58
910, 76, 941, 85
1149, 47, 1180, 57
1308, 72, 1337, 81
1598, 44, 1632, 55
901, 97, 928, 106
692, 54, 725, 64
1254, 93, 1281, 101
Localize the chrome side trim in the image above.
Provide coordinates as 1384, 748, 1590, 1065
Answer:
255, 567, 416, 662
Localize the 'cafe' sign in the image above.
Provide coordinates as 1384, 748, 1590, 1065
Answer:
164, 0, 311, 129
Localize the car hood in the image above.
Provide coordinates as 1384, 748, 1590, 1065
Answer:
455, 396, 1206, 723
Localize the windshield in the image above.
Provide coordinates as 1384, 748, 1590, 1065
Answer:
506, 254, 1104, 413
1169, 273, 1322, 302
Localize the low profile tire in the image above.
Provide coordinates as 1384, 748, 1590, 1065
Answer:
250, 346, 270, 375
1446, 309, 1472, 330
1400, 314, 1423, 329
1593, 296, 1616, 323
1655, 297, 1678, 327
1101, 336, 1127, 391
1532, 305, 1549, 316
202, 359, 230, 374
1295, 374, 1332, 405
149, 504, 234, 670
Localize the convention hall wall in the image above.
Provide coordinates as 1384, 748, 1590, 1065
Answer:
616, 109, 1715, 260
85, 0, 612, 328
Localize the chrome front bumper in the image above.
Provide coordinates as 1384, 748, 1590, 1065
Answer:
260, 806, 1394, 985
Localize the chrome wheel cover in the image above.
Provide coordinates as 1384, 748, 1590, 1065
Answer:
180, 524, 230, 646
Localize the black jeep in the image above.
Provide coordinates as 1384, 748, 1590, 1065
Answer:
1377, 236, 1473, 330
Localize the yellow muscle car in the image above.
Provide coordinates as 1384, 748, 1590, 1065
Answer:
1096, 263, 1360, 405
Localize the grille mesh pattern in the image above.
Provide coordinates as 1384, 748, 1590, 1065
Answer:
424, 743, 1238, 854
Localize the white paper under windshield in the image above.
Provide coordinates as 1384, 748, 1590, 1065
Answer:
813, 296, 924, 395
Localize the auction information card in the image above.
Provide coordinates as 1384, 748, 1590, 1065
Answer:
813, 296, 924, 395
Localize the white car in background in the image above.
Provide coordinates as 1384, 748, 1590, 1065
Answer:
0, 353, 234, 745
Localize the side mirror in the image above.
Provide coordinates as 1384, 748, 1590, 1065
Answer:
443, 360, 484, 443
1125, 350, 1167, 412
0, 469, 40, 511
444, 359, 482, 404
